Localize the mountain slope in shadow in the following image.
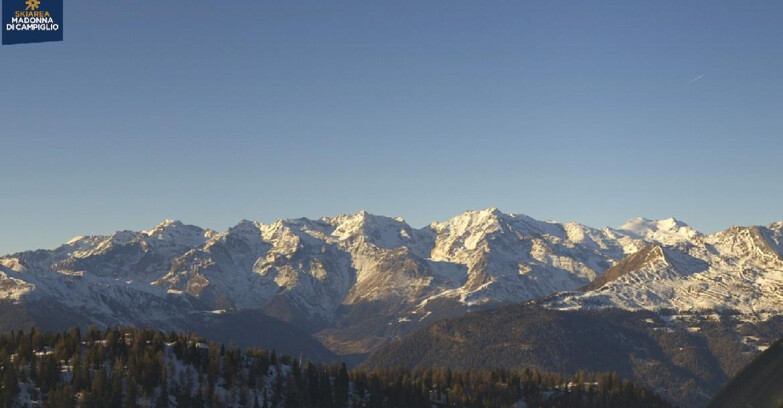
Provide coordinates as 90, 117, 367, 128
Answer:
706, 338, 783, 408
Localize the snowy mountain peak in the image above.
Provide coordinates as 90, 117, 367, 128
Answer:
435, 207, 507, 229
428, 209, 505, 248
142, 219, 210, 248
463, 207, 505, 219
66, 235, 87, 245
618, 216, 700, 245
231, 219, 260, 230
326, 211, 415, 249
144, 219, 182, 233
476, 207, 509, 221
159, 218, 179, 226
224, 219, 264, 242
712, 225, 783, 263
482, 206, 502, 215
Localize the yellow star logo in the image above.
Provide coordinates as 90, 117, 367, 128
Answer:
25, 0, 41, 11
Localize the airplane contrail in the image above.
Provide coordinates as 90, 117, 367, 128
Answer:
689, 74, 704, 84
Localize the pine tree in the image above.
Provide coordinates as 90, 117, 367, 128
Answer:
157, 363, 170, 408
1, 365, 20, 408
334, 363, 349, 407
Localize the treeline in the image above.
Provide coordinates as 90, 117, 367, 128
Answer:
0, 327, 674, 408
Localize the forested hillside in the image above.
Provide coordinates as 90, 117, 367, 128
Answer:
361, 303, 783, 407
0, 326, 673, 408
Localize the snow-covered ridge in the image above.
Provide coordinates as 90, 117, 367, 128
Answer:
1, 208, 780, 353
548, 222, 783, 319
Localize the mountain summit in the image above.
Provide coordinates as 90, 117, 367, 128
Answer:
618, 216, 701, 245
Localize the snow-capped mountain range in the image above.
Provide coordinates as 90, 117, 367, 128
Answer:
1, 208, 780, 356
549, 222, 783, 319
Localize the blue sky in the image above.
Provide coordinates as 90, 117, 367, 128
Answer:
1, 1, 782, 255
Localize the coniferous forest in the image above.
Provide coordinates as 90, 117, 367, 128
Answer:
0, 327, 674, 408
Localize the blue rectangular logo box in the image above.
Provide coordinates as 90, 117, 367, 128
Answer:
2, 0, 63, 45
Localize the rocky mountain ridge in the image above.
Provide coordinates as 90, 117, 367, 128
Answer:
1, 209, 780, 358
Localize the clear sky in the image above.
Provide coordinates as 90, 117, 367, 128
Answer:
1, 1, 782, 255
